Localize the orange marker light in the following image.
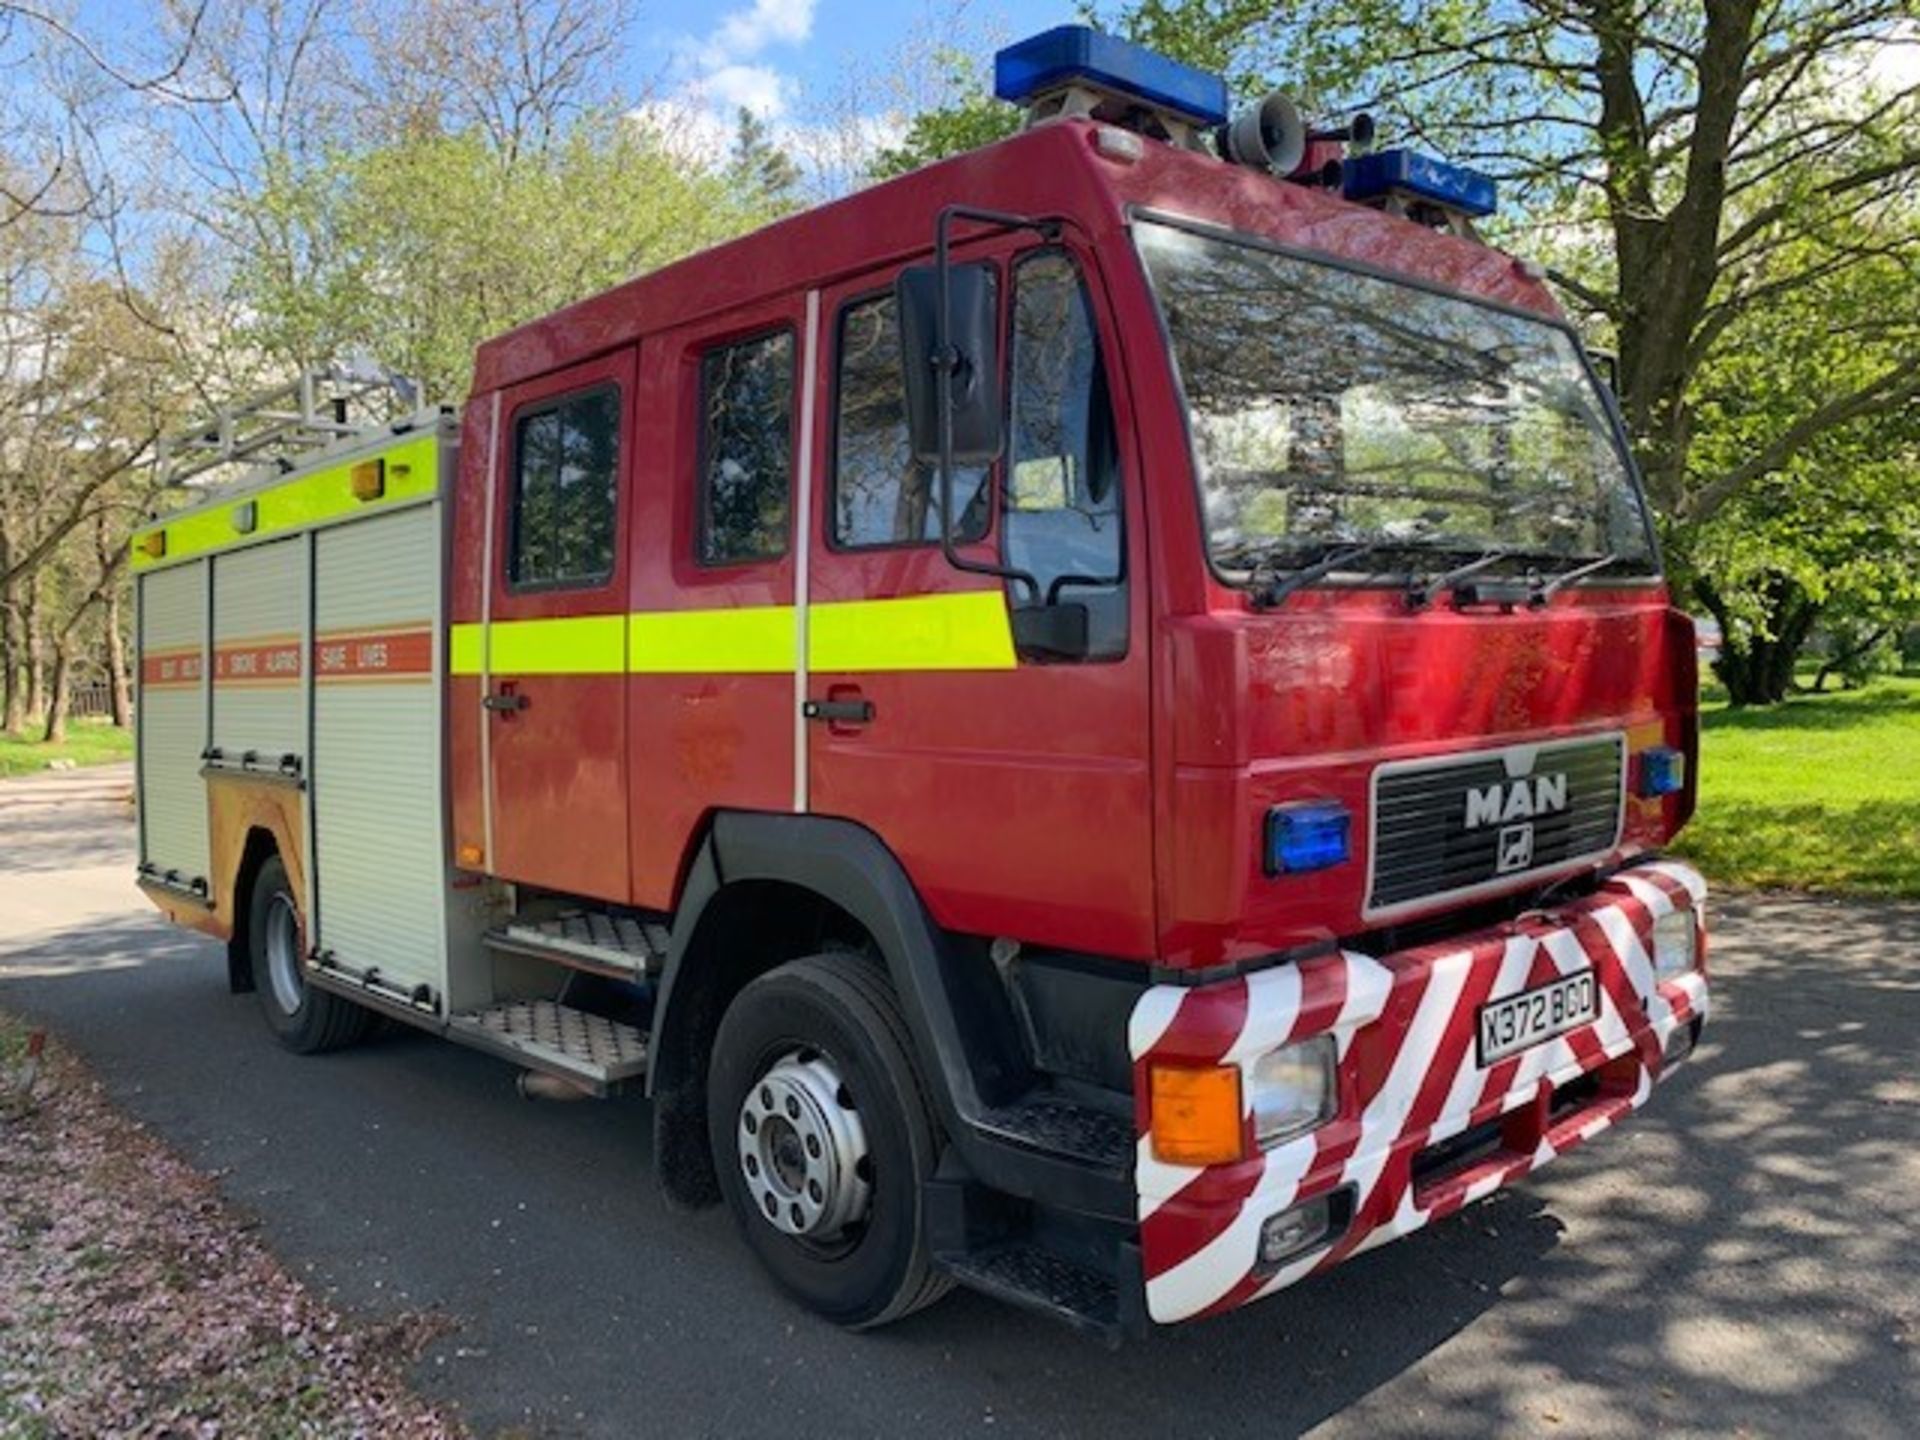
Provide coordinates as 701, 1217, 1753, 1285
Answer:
1149, 1063, 1245, 1166
457, 843, 484, 867
351, 458, 385, 500
138, 531, 166, 558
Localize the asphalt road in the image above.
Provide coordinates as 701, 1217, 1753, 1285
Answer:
2, 764, 1916, 1438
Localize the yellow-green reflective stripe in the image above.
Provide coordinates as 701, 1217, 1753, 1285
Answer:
448, 592, 1016, 677
131, 434, 441, 571
482, 614, 627, 674
809, 592, 1015, 671
630, 605, 794, 673
449, 624, 486, 676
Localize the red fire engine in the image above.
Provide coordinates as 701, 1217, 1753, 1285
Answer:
131, 26, 1709, 1337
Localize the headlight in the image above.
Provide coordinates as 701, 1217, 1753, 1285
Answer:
1651, 908, 1697, 979
1251, 1035, 1337, 1147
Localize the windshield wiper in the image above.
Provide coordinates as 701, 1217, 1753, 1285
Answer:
1245, 541, 1392, 609
1406, 547, 1513, 609
1529, 552, 1621, 605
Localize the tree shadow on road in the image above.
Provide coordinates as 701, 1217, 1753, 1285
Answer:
4, 897, 1916, 1439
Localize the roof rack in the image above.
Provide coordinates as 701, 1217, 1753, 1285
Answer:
157, 364, 426, 487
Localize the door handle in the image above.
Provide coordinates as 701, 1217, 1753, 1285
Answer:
483, 691, 529, 714
803, 698, 874, 725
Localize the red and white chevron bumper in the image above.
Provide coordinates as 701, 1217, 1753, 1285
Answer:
1128, 860, 1709, 1325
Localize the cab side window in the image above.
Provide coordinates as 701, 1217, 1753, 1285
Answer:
509, 386, 620, 589
698, 329, 793, 565
833, 282, 991, 548
1006, 251, 1126, 659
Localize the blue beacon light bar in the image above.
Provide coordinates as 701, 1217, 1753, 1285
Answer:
993, 25, 1231, 127
1343, 148, 1499, 218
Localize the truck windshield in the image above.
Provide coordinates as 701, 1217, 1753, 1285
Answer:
1134, 219, 1657, 586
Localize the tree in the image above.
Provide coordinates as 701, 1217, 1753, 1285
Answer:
729, 107, 802, 213
886, 2, 1920, 700
0, 199, 177, 731
866, 46, 1019, 181
233, 114, 774, 403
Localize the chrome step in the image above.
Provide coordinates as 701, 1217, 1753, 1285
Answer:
446, 999, 648, 1093
485, 910, 668, 980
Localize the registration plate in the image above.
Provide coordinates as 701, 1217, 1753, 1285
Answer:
1478, 971, 1599, 1065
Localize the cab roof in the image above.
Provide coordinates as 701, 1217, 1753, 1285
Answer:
469, 119, 1557, 398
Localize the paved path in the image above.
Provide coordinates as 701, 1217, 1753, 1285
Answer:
2, 763, 1915, 1437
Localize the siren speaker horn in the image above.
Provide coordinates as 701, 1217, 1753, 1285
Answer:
1221, 90, 1307, 176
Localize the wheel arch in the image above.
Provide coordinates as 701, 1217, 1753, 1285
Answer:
224, 824, 285, 993
648, 811, 1027, 1211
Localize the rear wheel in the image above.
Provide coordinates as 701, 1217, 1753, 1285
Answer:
247, 854, 370, 1053
708, 952, 952, 1328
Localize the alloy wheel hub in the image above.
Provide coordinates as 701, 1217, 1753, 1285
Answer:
737, 1050, 871, 1239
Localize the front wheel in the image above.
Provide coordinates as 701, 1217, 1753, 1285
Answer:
707, 952, 952, 1328
247, 853, 371, 1054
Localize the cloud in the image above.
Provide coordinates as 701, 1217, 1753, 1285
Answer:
700, 63, 792, 118
706, 0, 817, 66
669, 0, 817, 117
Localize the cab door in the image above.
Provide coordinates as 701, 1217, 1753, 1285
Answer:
803, 243, 1155, 958
485, 350, 634, 901
623, 296, 808, 907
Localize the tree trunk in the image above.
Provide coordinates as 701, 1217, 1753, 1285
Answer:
0, 527, 16, 733
105, 581, 132, 727
42, 640, 71, 744
0, 593, 18, 736
1811, 625, 1893, 693
24, 576, 45, 720
1708, 579, 1820, 705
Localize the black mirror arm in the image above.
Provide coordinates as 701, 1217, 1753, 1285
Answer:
932, 202, 1062, 607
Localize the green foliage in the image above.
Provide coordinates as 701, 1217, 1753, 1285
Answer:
729, 108, 803, 214
1681, 213, 1920, 703
1672, 675, 1920, 896
867, 48, 1020, 181
234, 115, 778, 402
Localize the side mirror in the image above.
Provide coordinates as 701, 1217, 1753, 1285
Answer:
897, 263, 1002, 466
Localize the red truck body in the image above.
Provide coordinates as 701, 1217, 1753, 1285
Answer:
134, 53, 1710, 1337
447, 120, 1699, 966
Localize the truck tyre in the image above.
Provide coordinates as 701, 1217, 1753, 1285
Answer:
707, 951, 953, 1328
247, 854, 371, 1054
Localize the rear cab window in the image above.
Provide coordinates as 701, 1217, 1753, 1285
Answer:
509, 386, 621, 590
698, 329, 794, 566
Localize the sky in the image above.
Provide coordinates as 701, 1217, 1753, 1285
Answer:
633, 0, 1071, 121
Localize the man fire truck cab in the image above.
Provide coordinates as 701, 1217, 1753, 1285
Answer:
130, 27, 1709, 1338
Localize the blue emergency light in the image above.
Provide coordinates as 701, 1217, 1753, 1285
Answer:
1343, 147, 1498, 219
993, 25, 1230, 127
1636, 746, 1687, 798
1265, 802, 1352, 876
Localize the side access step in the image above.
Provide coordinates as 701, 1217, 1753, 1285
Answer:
485, 911, 669, 981
940, 1245, 1124, 1343
446, 999, 649, 1095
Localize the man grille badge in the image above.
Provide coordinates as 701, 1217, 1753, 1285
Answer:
1496, 822, 1535, 874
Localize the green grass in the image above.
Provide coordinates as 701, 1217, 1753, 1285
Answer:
1673, 673, 1920, 897
0, 717, 134, 779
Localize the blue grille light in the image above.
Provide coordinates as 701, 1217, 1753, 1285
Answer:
1637, 746, 1687, 798
1266, 802, 1352, 876
993, 25, 1230, 127
1343, 148, 1498, 219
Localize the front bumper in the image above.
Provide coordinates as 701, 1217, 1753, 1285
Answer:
1128, 860, 1709, 1325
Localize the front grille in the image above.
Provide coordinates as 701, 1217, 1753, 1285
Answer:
1367, 733, 1624, 914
